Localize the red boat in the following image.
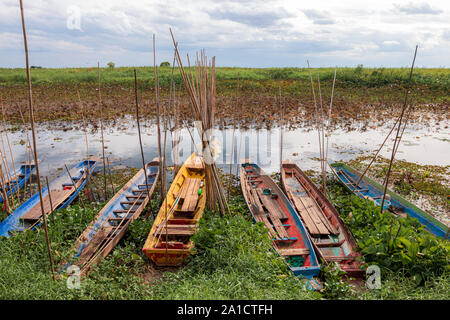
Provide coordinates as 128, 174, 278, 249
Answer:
281, 160, 364, 279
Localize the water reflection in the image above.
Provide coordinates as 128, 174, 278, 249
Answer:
7, 117, 450, 181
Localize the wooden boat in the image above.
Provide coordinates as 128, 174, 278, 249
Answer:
0, 163, 36, 203
281, 160, 364, 279
0, 159, 97, 238
63, 158, 159, 275
329, 162, 449, 239
143, 153, 206, 266
240, 160, 321, 288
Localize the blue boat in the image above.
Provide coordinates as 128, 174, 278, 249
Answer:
240, 161, 321, 290
0, 159, 97, 238
63, 158, 159, 276
0, 163, 36, 203
329, 162, 449, 239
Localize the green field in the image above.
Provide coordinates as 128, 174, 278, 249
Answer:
1, 66, 449, 89
0, 165, 448, 300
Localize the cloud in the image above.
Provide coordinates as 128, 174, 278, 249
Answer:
394, 2, 443, 15
0, 0, 449, 68
302, 9, 336, 25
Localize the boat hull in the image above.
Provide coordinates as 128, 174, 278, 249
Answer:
0, 164, 36, 203
0, 160, 97, 238
143, 153, 206, 266
63, 159, 159, 275
329, 162, 448, 239
240, 161, 321, 282
281, 161, 364, 279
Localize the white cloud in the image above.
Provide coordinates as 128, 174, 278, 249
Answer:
0, 0, 449, 67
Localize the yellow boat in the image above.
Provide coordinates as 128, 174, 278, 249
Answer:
143, 152, 206, 266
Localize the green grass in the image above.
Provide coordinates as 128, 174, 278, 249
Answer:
1, 66, 449, 89
0, 169, 448, 300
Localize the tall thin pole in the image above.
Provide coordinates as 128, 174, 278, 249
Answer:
227, 72, 239, 201
153, 34, 164, 199
380, 45, 418, 213
45, 177, 54, 223
19, 0, 55, 281
77, 90, 93, 201
97, 63, 107, 201
307, 61, 323, 190
134, 69, 150, 197
355, 116, 401, 188
279, 86, 284, 177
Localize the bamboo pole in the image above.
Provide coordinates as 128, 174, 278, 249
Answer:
169, 29, 229, 215
324, 69, 337, 196
1, 103, 21, 204
17, 106, 32, 199
77, 90, 93, 202
0, 160, 10, 213
307, 61, 324, 190
45, 176, 54, 223
279, 86, 284, 177
106, 157, 115, 196
153, 34, 165, 200
0, 131, 17, 206
354, 116, 401, 189
317, 75, 326, 192
380, 45, 418, 215
97, 62, 107, 201
227, 72, 239, 201
134, 69, 150, 199
19, 0, 55, 281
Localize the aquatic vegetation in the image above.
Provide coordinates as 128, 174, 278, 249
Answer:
345, 156, 450, 222
0, 165, 448, 299
327, 181, 449, 284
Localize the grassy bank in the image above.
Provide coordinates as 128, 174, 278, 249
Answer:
0, 164, 448, 300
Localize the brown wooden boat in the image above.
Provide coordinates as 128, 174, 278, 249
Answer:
281, 160, 364, 279
240, 160, 322, 290
62, 158, 159, 276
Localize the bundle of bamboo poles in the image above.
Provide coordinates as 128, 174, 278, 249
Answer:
169, 29, 229, 215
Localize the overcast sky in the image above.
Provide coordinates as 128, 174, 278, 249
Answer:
1, 0, 449, 68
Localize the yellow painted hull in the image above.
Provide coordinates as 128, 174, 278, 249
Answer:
143, 153, 206, 266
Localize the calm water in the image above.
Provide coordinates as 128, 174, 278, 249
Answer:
6, 116, 450, 181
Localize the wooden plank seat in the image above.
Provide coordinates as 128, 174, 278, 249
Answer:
322, 255, 358, 261
256, 188, 288, 220
154, 226, 196, 237
120, 201, 143, 205
177, 178, 201, 213
156, 241, 187, 249
315, 239, 345, 247
274, 237, 298, 242
289, 192, 338, 236
255, 188, 290, 239
278, 248, 310, 256
132, 189, 150, 194
113, 209, 136, 214
126, 195, 144, 199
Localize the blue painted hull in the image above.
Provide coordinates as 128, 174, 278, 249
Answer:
329, 162, 448, 239
74, 164, 159, 258
0, 164, 36, 203
0, 160, 97, 238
